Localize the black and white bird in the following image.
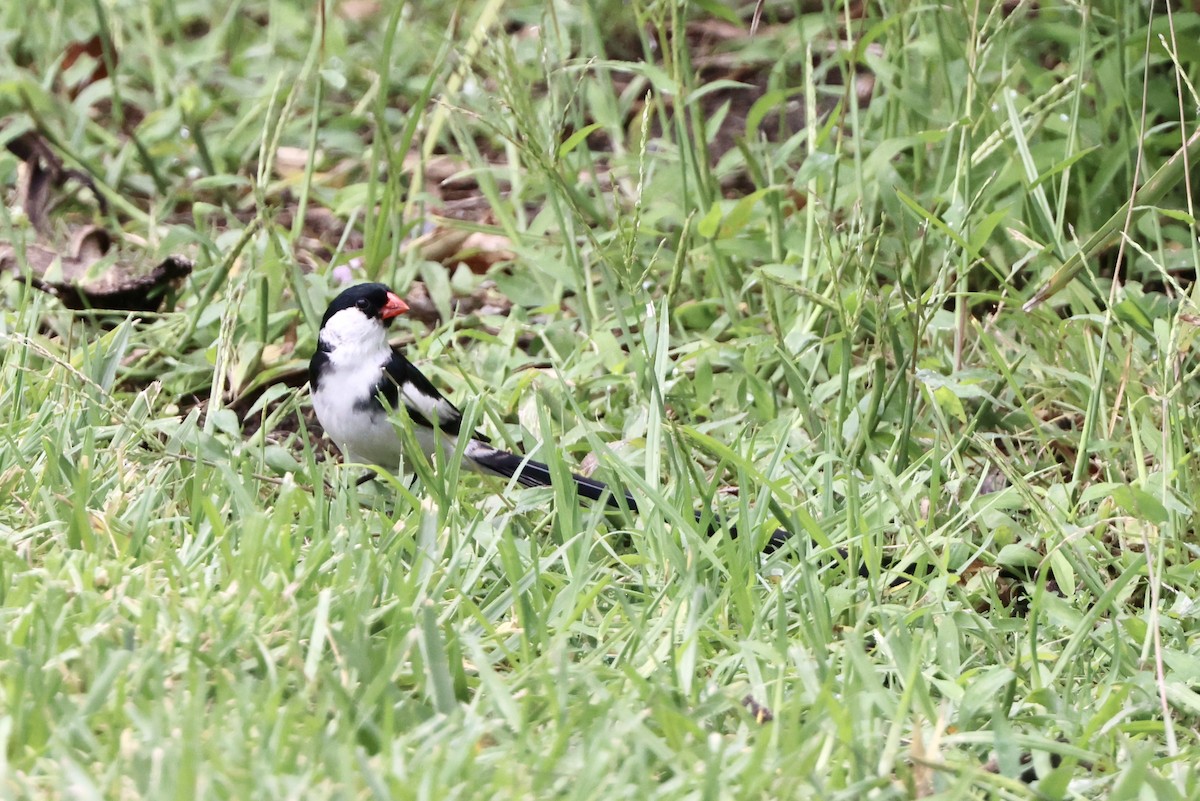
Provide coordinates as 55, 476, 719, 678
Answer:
310, 282, 791, 552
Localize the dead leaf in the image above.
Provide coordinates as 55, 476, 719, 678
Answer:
406, 217, 515, 276
60, 34, 112, 97
336, 0, 380, 21
456, 231, 516, 274
275, 146, 321, 180
910, 717, 932, 797
409, 225, 472, 263
7, 131, 106, 233
0, 232, 192, 311
400, 280, 513, 328
1, 130, 191, 311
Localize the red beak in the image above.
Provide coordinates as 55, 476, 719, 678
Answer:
382, 292, 409, 319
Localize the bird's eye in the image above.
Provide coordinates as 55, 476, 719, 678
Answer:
356, 298, 370, 312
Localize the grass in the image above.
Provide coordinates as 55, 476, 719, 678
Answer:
2, 0, 1200, 797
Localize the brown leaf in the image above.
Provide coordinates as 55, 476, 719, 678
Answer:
909, 718, 932, 797
409, 225, 472, 263
456, 231, 516, 274
7, 131, 105, 234
275, 146, 319, 180
406, 217, 515, 276
336, 0, 380, 21
2, 132, 189, 311
400, 280, 513, 328
60, 34, 112, 97
0, 229, 193, 312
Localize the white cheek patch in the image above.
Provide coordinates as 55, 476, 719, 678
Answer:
321, 308, 387, 354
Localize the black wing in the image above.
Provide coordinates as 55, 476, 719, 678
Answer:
359, 348, 489, 442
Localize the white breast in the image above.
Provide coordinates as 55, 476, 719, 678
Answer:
311, 307, 403, 469
312, 366, 405, 469
311, 307, 452, 472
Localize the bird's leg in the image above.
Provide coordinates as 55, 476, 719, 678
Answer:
355, 470, 377, 486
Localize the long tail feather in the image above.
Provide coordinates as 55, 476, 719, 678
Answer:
467, 443, 793, 554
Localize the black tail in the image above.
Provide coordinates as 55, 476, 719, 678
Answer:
469, 446, 792, 554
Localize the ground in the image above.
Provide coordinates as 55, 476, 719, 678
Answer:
1, 1, 1200, 798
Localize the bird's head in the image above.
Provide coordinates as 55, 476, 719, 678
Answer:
318, 282, 409, 351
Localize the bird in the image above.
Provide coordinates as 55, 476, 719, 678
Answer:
308, 282, 796, 553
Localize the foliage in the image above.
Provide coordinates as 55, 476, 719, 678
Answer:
2, 0, 1199, 798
